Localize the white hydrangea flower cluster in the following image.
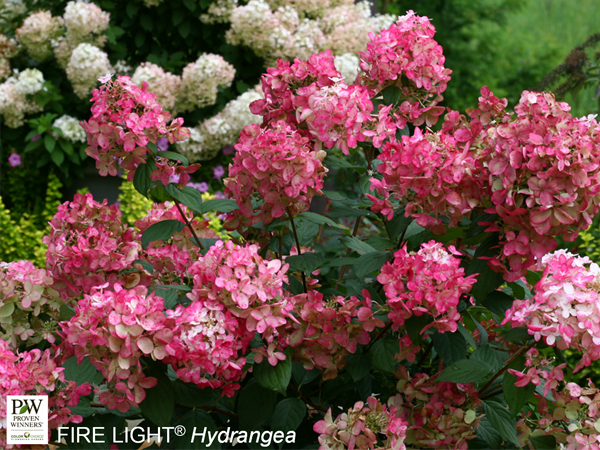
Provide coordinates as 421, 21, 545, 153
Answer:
177, 53, 235, 113
52, 115, 86, 143
0, 34, 19, 82
66, 43, 112, 99
131, 62, 181, 111
53, 1, 111, 68
15, 10, 63, 61
179, 89, 263, 162
0, 72, 43, 128
0, 0, 27, 23
334, 52, 360, 84
224, 0, 395, 66
141, 0, 164, 6
15, 68, 44, 95
200, 0, 238, 24
175, 126, 205, 159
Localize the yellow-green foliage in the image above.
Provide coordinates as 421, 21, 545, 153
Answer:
201, 192, 227, 239
579, 225, 600, 261
0, 171, 62, 267
118, 177, 154, 226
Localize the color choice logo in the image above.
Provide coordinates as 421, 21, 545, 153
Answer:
6, 395, 48, 445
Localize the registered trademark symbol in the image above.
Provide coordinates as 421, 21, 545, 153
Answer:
174, 425, 186, 437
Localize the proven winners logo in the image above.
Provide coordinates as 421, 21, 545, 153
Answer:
6, 395, 49, 445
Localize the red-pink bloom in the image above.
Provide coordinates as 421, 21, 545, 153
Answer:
225, 120, 327, 225
378, 241, 477, 334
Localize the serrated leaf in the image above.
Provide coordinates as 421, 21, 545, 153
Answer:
139, 369, 174, 427
436, 359, 495, 383
201, 198, 239, 214
370, 338, 399, 373
528, 435, 557, 449
60, 304, 76, 321
482, 400, 519, 445
526, 270, 543, 287
340, 236, 376, 255
504, 327, 533, 343
271, 398, 306, 433
353, 251, 391, 279
238, 379, 278, 429
254, 356, 292, 393
157, 150, 189, 166
153, 288, 178, 309
165, 184, 203, 213
381, 85, 403, 105
297, 211, 346, 231
141, 219, 185, 249
323, 155, 365, 173
291, 362, 320, 386
471, 344, 503, 371
286, 252, 324, 274
404, 314, 433, 345
321, 190, 349, 201
323, 257, 358, 268
291, 218, 320, 246
432, 330, 467, 367
476, 416, 503, 448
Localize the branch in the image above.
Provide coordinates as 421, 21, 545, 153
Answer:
364, 321, 393, 354
174, 199, 204, 250
478, 342, 536, 396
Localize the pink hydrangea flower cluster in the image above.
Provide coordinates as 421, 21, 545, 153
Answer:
378, 241, 477, 334
81, 75, 190, 179
475, 89, 600, 279
60, 284, 170, 412
287, 289, 384, 380
369, 126, 483, 233
224, 120, 327, 225
389, 366, 482, 449
503, 250, 600, 372
357, 11, 451, 127
44, 193, 141, 299
314, 396, 408, 450
0, 340, 91, 449
134, 201, 218, 282
507, 348, 566, 397
165, 240, 291, 396
0, 260, 62, 349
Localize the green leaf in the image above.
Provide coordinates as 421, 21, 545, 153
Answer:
178, 20, 191, 38
158, 150, 189, 166
370, 338, 399, 373
271, 398, 306, 433
238, 379, 278, 429
126, 2, 139, 17
503, 355, 536, 418
165, 184, 203, 213
291, 362, 320, 386
151, 284, 192, 291
405, 314, 432, 345
134, 30, 145, 47
525, 270, 543, 287
482, 290, 514, 316
482, 400, 519, 446
141, 219, 185, 249
19, 404, 28, 414
44, 134, 56, 153
167, 409, 220, 450
504, 327, 533, 343
139, 369, 174, 427
476, 417, 503, 449
471, 344, 503, 371
140, 14, 153, 31
323, 155, 366, 173
59, 139, 74, 156
432, 330, 467, 367
201, 198, 239, 214
345, 354, 371, 381
297, 211, 347, 231
63, 356, 104, 385
153, 288, 178, 309
290, 218, 320, 247
323, 256, 358, 268
436, 359, 495, 383
353, 251, 391, 279
340, 236, 376, 255
381, 85, 403, 106
172, 380, 218, 408
529, 435, 557, 449
172, 9, 184, 26
133, 161, 154, 197
321, 190, 349, 201
51, 149, 64, 166
60, 304, 76, 321
467, 234, 504, 302
286, 252, 324, 274
254, 356, 292, 394
386, 207, 411, 242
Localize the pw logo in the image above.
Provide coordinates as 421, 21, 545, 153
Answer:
11, 398, 44, 415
